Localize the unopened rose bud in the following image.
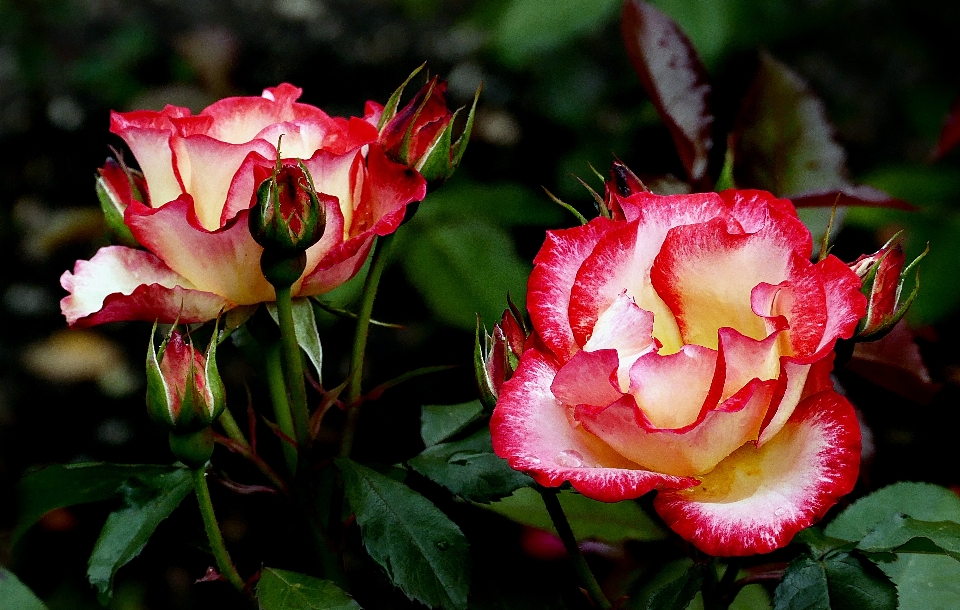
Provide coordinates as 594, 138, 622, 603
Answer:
377, 67, 479, 186
849, 235, 926, 341
146, 322, 226, 467
602, 160, 647, 221
250, 160, 328, 252
475, 300, 529, 411
96, 157, 143, 248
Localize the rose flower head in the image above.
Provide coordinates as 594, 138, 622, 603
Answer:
491, 174, 867, 556
61, 84, 427, 328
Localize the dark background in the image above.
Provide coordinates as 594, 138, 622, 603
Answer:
2, 0, 959, 607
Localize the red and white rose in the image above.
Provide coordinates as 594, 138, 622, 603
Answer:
491, 188, 866, 555
61, 84, 426, 327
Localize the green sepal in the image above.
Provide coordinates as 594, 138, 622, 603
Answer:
450, 83, 481, 172
397, 77, 439, 164
416, 105, 456, 184
377, 63, 427, 131
145, 320, 176, 427
474, 316, 498, 412
95, 165, 139, 248
203, 316, 226, 422
260, 250, 308, 289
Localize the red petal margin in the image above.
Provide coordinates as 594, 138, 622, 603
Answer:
491, 349, 697, 502
60, 245, 228, 327
653, 390, 860, 556
527, 219, 617, 362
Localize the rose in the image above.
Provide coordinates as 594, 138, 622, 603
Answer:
61, 84, 427, 327
491, 187, 866, 555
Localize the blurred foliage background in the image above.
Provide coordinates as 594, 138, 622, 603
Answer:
1, 0, 959, 608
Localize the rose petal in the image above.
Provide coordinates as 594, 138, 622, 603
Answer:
629, 344, 719, 429
197, 83, 331, 144
111, 109, 186, 207
60, 245, 228, 327
576, 378, 773, 477
125, 195, 274, 305
653, 390, 860, 556
528, 219, 617, 361
491, 349, 697, 501
551, 349, 623, 408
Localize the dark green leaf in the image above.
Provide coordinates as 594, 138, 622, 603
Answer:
0, 568, 48, 610
88, 468, 193, 604
795, 527, 858, 559
773, 556, 829, 610
480, 487, 665, 543
257, 568, 361, 610
826, 482, 960, 542
421, 400, 485, 447
858, 514, 960, 561
399, 220, 530, 331
823, 553, 898, 610
267, 298, 323, 381
336, 458, 470, 610
14, 463, 179, 544
409, 428, 532, 503
646, 561, 703, 610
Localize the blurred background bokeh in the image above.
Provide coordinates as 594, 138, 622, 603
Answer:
1, 0, 959, 608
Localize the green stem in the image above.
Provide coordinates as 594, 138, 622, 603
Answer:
339, 234, 393, 458
266, 342, 298, 475
217, 407, 249, 449
539, 488, 612, 610
275, 285, 310, 451
191, 467, 245, 592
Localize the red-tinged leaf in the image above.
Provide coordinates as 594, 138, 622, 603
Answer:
621, 0, 713, 185
932, 93, 960, 161
847, 321, 940, 404
792, 185, 914, 210
733, 53, 854, 199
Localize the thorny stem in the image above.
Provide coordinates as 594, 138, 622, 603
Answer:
191, 467, 245, 592
339, 234, 393, 458
212, 433, 290, 497
538, 487, 612, 610
266, 342, 298, 475
274, 285, 311, 454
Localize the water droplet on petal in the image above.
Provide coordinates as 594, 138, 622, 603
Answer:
774, 507, 786, 517
554, 450, 584, 468
435, 540, 450, 551
528, 457, 542, 465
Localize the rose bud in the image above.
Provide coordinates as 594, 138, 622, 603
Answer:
475, 302, 528, 411
603, 160, 647, 221
249, 157, 332, 287
849, 234, 926, 341
146, 322, 226, 467
373, 66, 479, 186
95, 157, 143, 248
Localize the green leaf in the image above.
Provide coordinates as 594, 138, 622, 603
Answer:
822, 553, 898, 610
95, 170, 138, 248
480, 487, 665, 543
14, 463, 179, 544
399, 220, 530, 331
731, 584, 773, 610
825, 483, 960, 610
0, 568, 48, 610
492, 0, 621, 68
88, 468, 193, 604
409, 428, 532, 503
257, 568, 361, 610
335, 458, 470, 610
858, 514, 960, 561
267, 298, 323, 381
646, 562, 703, 610
421, 400, 485, 447
772, 556, 829, 610
826, 482, 960, 542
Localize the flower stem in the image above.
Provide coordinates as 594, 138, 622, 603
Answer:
274, 284, 310, 452
217, 407, 249, 449
191, 467, 245, 592
538, 487, 612, 610
266, 342, 298, 475
339, 234, 393, 458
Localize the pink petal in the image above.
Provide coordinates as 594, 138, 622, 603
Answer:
550, 349, 623, 408
171, 134, 275, 230
60, 246, 228, 327
653, 390, 860, 556
717, 327, 784, 400
124, 195, 275, 305
576, 378, 773, 477
197, 84, 331, 144
348, 145, 426, 238
111, 109, 185, 208
491, 350, 697, 502
527, 219, 617, 361
628, 344, 719, 429
651, 216, 801, 349
815, 254, 867, 352
582, 291, 657, 387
